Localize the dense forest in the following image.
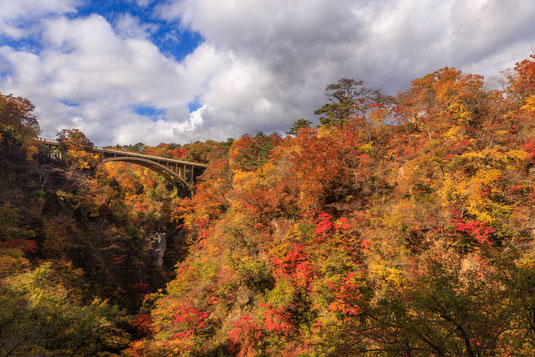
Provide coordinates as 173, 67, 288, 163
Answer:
2, 54, 535, 356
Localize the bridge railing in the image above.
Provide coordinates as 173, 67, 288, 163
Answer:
37, 137, 60, 145
36, 137, 207, 168
95, 147, 208, 167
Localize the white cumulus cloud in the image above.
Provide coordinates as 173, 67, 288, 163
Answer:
0, 13, 227, 144
149, 0, 535, 138
0, 0, 79, 39
1, 0, 535, 144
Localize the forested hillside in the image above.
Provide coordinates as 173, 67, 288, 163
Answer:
0, 95, 229, 355
2, 54, 535, 356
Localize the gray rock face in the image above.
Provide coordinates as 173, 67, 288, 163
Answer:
145, 232, 167, 267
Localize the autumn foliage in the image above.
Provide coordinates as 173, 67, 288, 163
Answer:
4, 54, 535, 356
132, 54, 535, 356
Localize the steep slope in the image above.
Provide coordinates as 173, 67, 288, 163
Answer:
0, 96, 211, 355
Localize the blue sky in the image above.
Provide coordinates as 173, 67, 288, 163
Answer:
75, 1, 202, 60
1, 0, 535, 145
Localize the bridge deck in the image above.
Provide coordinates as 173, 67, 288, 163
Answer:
37, 138, 208, 168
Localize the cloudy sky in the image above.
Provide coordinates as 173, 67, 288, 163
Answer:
1, 0, 534, 145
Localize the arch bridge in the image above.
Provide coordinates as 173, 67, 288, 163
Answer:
37, 138, 208, 189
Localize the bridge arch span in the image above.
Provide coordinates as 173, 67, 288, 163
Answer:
103, 156, 192, 189
37, 138, 207, 190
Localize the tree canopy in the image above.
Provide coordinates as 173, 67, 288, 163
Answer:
3, 53, 535, 356
314, 78, 394, 127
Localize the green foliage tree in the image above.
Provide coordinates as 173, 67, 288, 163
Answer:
118, 142, 146, 153
286, 118, 313, 135
314, 78, 393, 126
229, 131, 282, 171
0, 264, 130, 356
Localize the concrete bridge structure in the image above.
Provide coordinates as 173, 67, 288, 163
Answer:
37, 138, 208, 189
